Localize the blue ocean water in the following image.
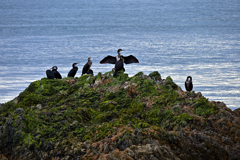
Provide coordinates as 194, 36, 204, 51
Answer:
0, 0, 239, 110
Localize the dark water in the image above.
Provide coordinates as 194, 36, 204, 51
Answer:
0, 0, 239, 110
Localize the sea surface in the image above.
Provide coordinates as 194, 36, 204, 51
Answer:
0, 0, 239, 110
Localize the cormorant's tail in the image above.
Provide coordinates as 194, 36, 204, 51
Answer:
113, 71, 117, 77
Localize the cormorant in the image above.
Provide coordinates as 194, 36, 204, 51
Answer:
52, 66, 62, 79
46, 69, 55, 79
113, 56, 125, 77
185, 76, 193, 92
100, 49, 139, 64
68, 63, 78, 77
87, 69, 94, 75
82, 57, 92, 75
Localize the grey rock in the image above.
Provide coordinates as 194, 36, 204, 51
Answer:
36, 104, 42, 109
14, 108, 25, 114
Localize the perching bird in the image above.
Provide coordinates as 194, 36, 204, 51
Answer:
100, 49, 139, 64
87, 69, 94, 75
82, 57, 92, 75
68, 63, 78, 77
46, 69, 55, 79
185, 76, 193, 92
52, 66, 62, 79
113, 56, 125, 77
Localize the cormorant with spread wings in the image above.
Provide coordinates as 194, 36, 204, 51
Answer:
100, 49, 139, 64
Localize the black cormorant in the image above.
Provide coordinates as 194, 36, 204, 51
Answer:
52, 66, 62, 79
185, 76, 193, 92
87, 69, 94, 75
100, 49, 139, 64
68, 63, 78, 77
46, 69, 55, 79
82, 57, 92, 75
113, 56, 125, 77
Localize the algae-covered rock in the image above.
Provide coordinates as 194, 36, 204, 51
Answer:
148, 71, 161, 82
0, 71, 239, 160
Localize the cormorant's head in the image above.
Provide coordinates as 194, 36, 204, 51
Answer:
88, 57, 91, 61
117, 49, 124, 53
72, 63, 78, 67
52, 66, 58, 70
186, 76, 192, 81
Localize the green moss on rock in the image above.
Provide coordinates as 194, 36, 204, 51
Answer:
172, 113, 193, 127
148, 71, 161, 81
17, 93, 44, 107
193, 97, 218, 117
165, 76, 178, 90
134, 72, 144, 77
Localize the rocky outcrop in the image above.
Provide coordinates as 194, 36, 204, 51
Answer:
0, 71, 239, 160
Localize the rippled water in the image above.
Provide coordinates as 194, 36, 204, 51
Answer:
0, 0, 239, 110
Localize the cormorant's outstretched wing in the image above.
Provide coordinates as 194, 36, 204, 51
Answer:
100, 56, 116, 64
123, 55, 139, 64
